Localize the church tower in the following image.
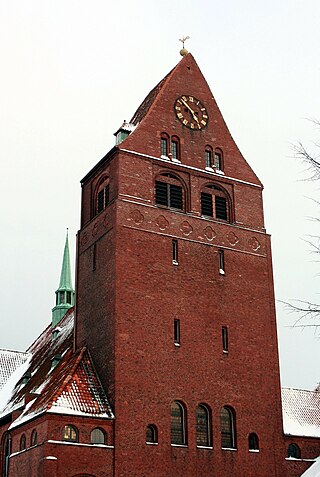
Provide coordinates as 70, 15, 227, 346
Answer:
75, 53, 285, 476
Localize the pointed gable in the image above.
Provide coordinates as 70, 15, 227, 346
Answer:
121, 53, 261, 185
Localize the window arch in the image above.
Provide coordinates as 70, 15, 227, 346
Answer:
155, 173, 185, 211
30, 429, 37, 447
287, 443, 301, 459
146, 424, 158, 444
214, 148, 224, 171
62, 424, 78, 443
19, 434, 26, 451
248, 432, 259, 451
160, 132, 169, 157
201, 184, 230, 222
171, 401, 187, 445
95, 176, 110, 216
220, 406, 236, 449
91, 428, 106, 445
196, 404, 211, 447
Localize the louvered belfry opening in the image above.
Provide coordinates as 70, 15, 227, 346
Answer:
201, 185, 229, 221
96, 177, 110, 215
155, 174, 184, 211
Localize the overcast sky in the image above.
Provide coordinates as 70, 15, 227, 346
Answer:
0, 0, 319, 390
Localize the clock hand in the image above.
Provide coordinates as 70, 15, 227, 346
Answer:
181, 99, 200, 123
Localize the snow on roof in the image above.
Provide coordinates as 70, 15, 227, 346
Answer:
300, 456, 320, 477
282, 387, 320, 438
0, 349, 30, 390
1, 309, 113, 428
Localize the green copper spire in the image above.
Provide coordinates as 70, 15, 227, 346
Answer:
52, 230, 75, 327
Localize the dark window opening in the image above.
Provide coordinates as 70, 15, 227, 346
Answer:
155, 181, 183, 210
219, 250, 225, 274
222, 326, 228, 352
248, 433, 259, 451
288, 443, 301, 459
174, 319, 180, 345
201, 185, 229, 222
172, 239, 178, 265
221, 407, 236, 449
19, 434, 26, 451
146, 425, 158, 444
196, 404, 211, 447
31, 430, 37, 447
171, 401, 186, 445
66, 291, 72, 304
214, 151, 223, 170
205, 148, 213, 169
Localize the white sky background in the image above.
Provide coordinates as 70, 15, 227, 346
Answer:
0, 0, 319, 390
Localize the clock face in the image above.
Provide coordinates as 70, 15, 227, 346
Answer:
174, 95, 208, 130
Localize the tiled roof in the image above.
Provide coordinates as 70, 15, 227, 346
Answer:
0, 309, 113, 428
282, 387, 320, 438
0, 349, 30, 390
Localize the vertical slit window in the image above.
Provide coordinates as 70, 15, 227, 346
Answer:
171, 140, 178, 160
205, 149, 213, 169
214, 151, 222, 170
222, 326, 228, 352
171, 401, 186, 445
196, 405, 211, 447
92, 243, 97, 271
219, 250, 225, 275
172, 239, 178, 265
174, 319, 180, 345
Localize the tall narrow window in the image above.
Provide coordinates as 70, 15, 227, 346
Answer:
201, 185, 229, 222
172, 239, 178, 265
196, 404, 211, 447
219, 250, 225, 275
161, 134, 169, 157
146, 425, 158, 444
92, 243, 97, 271
19, 434, 26, 451
205, 147, 213, 169
155, 174, 184, 211
222, 326, 228, 352
30, 430, 37, 447
214, 149, 223, 170
171, 136, 180, 161
220, 407, 236, 449
174, 319, 180, 346
248, 433, 259, 451
96, 177, 110, 215
171, 401, 186, 445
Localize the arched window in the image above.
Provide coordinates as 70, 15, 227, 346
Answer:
220, 406, 236, 449
95, 177, 110, 216
62, 424, 78, 443
248, 432, 259, 451
91, 428, 106, 445
205, 146, 213, 169
171, 136, 180, 161
287, 443, 301, 459
160, 133, 169, 157
30, 429, 37, 447
146, 425, 158, 444
19, 434, 26, 451
171, 401, 187, 445
214, 148, 223, 170
196, 404, 211, 447
201, 184, 230, 222
155, 173, 185, 211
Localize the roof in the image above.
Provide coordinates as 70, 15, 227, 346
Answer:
0, 349, 30, 391
300, 456, 320, 477
0, 309, 113, 429
282, 387, 320, 438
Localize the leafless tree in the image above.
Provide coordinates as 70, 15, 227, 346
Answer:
281, 119, 320, 330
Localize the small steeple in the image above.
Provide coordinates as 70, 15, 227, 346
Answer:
52, 230, 75, 327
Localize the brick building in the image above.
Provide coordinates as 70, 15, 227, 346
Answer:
0, 52, 319, 476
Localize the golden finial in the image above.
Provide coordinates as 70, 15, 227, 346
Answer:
179, 36, 190, 56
